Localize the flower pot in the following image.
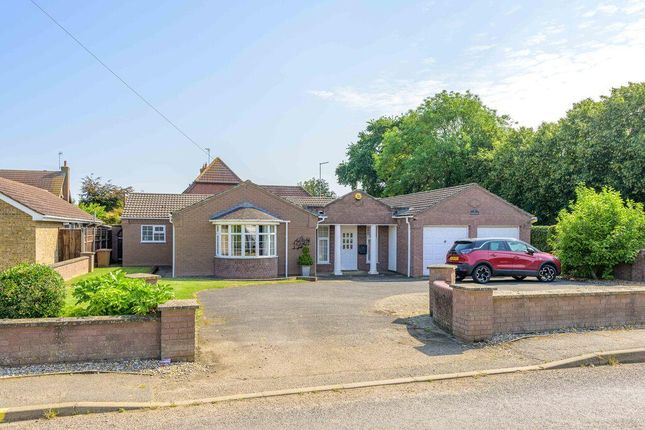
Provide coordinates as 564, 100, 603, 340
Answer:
301, 265, 311, 277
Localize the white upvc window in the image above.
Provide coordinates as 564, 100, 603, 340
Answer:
141, 225, 166, 243
216, 224, 277, 258
366, 227, 378, 264
317, 225, 329, 264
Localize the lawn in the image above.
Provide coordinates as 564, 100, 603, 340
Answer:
63, 266, 299, 316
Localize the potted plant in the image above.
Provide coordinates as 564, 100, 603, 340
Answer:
298, 246, 314, 277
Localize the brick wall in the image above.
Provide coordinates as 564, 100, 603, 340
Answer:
0, 200, 36, 271
34, 222, 61, 265
0, 300, 198, 366
213, 256, 278, 279
51, 255, 94, 281
615, 250, 645, 282
410, 186, 533, 277
122, 219, 173, 266
322, 192, 394, 225
493, 288, 645, 334
173, 182, 317, 277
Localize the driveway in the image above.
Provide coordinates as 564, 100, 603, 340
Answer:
197, 279, 485, 389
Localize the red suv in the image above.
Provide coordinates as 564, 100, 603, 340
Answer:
446, 238, 561, 284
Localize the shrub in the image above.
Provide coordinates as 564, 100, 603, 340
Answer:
72, 270, 174, 316
551, 185, 645, 279
0, 264, 65, 319
530, 225, 556, 252
297, 246, 314, 266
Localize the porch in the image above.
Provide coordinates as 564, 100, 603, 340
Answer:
316, 224, 399, 276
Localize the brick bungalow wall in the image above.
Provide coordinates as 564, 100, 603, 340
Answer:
408, 186, 533, 277
615, 250, 645, 282
213, 256, 278, 279
122, 219, 173, 266
172, 182, 317, 277
0, 200, 63, 271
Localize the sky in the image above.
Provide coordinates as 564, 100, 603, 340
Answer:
1, 0, 644, 199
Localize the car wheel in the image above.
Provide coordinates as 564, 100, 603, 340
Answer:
537, 264, 557, 282
512, 276, 526, 281
472, 264, 492, 284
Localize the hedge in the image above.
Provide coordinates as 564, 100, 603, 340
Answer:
0, 263, 65, 319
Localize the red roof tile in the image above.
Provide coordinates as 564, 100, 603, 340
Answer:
194, 158, 241, 184
0, 177, 94, 222
0, 169, 65, 197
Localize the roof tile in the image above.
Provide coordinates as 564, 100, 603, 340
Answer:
122, 193, 211, 219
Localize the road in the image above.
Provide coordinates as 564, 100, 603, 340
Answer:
8, 363, 645, 429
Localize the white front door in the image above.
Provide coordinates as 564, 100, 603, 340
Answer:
422, 226, 469, 276
477, 226, 520, 239
340, 226, 357, 270
388, 225, 397, 271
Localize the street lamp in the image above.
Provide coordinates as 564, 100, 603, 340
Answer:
318, 161, 329, 197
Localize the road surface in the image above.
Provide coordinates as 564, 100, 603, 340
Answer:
7, 363, 645, 429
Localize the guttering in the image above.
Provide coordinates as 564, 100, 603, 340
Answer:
284, 221, 290, 278
170, 214, 176, 278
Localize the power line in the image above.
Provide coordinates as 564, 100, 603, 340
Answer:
28, 0, 209, 157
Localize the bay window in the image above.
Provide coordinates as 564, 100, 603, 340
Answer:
216, 224, 277, 258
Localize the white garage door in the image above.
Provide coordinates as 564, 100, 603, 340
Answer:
477, 226, 520, 239
423, 226, 469, 276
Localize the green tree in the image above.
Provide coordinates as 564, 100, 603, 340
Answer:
551, 185, 645, 279
336, 117, 398, 197
79, 202, 122, 225
79, 175, 133, 212
298, 178, 336, 197
374, 91, 510, 196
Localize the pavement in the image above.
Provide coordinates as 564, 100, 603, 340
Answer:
7, 363, 645, 429
1, 278, 644, 414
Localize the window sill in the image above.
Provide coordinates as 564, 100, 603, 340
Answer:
141, 241, 166, 244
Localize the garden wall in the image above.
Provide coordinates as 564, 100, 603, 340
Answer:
428, 265, 645, 342
50, 253, 94, 281
0, 300, 198, 366
615, 250, 645, 282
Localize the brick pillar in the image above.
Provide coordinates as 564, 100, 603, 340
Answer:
80, 251, 95, 273
427, 265, 456, 312
158, 299, 199, 362
451, 284, 495, 342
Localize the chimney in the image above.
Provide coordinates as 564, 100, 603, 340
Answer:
199, 163, 207, 174
61, 160, 71, 203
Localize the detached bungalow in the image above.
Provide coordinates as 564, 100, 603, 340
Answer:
0, 177, 95, 271
122, 158, 534, 278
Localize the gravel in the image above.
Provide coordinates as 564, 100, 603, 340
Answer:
0, 359, 209, 379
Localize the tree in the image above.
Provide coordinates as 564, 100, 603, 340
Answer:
336, 117, 398, 197
298, 178, 336, 197
374, 91, 510, 196
79, 175, 133, 212
78, 202, 122, 225
551, 185, 645, 279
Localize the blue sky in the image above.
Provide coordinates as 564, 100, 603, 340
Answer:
1, 0, 644, 198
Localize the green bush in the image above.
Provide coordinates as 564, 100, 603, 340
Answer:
551, 185, 645, 279
530, 225, 556, 252
297, 246, 314, 266
72, 270, 174, 316
0, 264, 65, 319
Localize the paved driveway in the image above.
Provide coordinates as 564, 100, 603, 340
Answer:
197, 279, 467, 387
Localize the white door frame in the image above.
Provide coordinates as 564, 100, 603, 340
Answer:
340, 225, 358, 270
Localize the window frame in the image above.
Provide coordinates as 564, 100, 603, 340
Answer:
317, 225, 330, 264
215, 223, 277, 259
141, 224, 166, 243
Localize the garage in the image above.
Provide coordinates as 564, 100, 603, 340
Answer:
476, 226, 520, 239
422, 226, 468, 275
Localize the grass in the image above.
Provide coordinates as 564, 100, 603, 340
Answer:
62, 266, 299, 316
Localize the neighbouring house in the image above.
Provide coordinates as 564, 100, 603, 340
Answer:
122, 158, 535, 279
0, 176, 96, 272
0, 161, 72, 203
